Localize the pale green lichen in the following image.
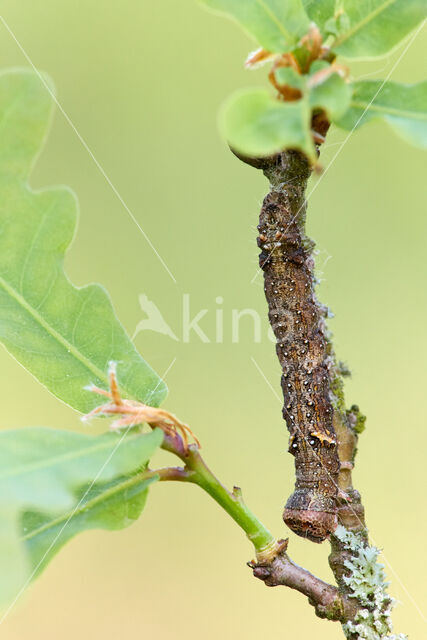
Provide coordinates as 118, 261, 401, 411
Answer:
349, 405, 367, 435
334, 525, 407, 640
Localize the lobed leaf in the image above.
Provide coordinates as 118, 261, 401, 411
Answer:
199, 0, 310, 52
332, 0, 427, 59
0, 427, 163, 606
220, 88, 316, 161
0, 70, 167, 413
336, 80, 427, 148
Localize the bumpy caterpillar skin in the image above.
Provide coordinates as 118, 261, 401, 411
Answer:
258, 152, 340, 543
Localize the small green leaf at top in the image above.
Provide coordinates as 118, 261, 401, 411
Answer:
220, 88, 316, 162
273, 63, 352, 122
332, 0, 427, 59
274, 67, 306, 91
302, 0, 336, 32
199, 0, 310, 53
308, 69, 352, 121
0, 70, 167, 414
0, 427, 163, 606
335, 80, 427, 148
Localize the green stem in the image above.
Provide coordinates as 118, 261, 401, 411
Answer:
186, 447, 277, 556
150, 455, 358, 622
156, 433, 277, 558
146, 436, 359, 620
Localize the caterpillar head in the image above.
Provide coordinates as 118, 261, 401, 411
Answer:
283, 488, 338, 542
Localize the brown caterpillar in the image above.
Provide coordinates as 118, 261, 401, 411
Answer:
257, 151, 340, 543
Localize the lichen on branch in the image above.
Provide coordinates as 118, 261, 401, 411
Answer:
334, 526, 407, 640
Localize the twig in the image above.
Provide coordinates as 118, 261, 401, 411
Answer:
84, 365, 356, 623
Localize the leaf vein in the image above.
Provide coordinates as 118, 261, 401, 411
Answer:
21, 473, 152, 542
334, 0, 396, 47
0, 434, 141, 481
350, 100, 427, 119
256, 0, 293, 42
0, 275, 114, 399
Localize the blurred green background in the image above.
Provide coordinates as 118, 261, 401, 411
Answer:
0, 1, 426, 638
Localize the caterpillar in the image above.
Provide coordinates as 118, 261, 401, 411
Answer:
257, 151, 340, 543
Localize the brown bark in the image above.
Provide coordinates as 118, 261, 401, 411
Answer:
249, 545, 358, 622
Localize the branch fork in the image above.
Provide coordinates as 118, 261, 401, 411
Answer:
82, 360, 365, 628
249, 544, 358, 622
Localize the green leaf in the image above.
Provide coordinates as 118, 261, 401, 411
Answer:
0, 70, 167, 413
308, 71, 352, 120
0, 427, 163, 509
199, 0, 310, 52
302, 0, 336, 30
220, 88, 316, 161
332, 1, 427, 59
22, 474, 157, 581
335, 80, 427, 148
274, 66, 306, 90
269, 63, 351, 123
0, 427, 163, 605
